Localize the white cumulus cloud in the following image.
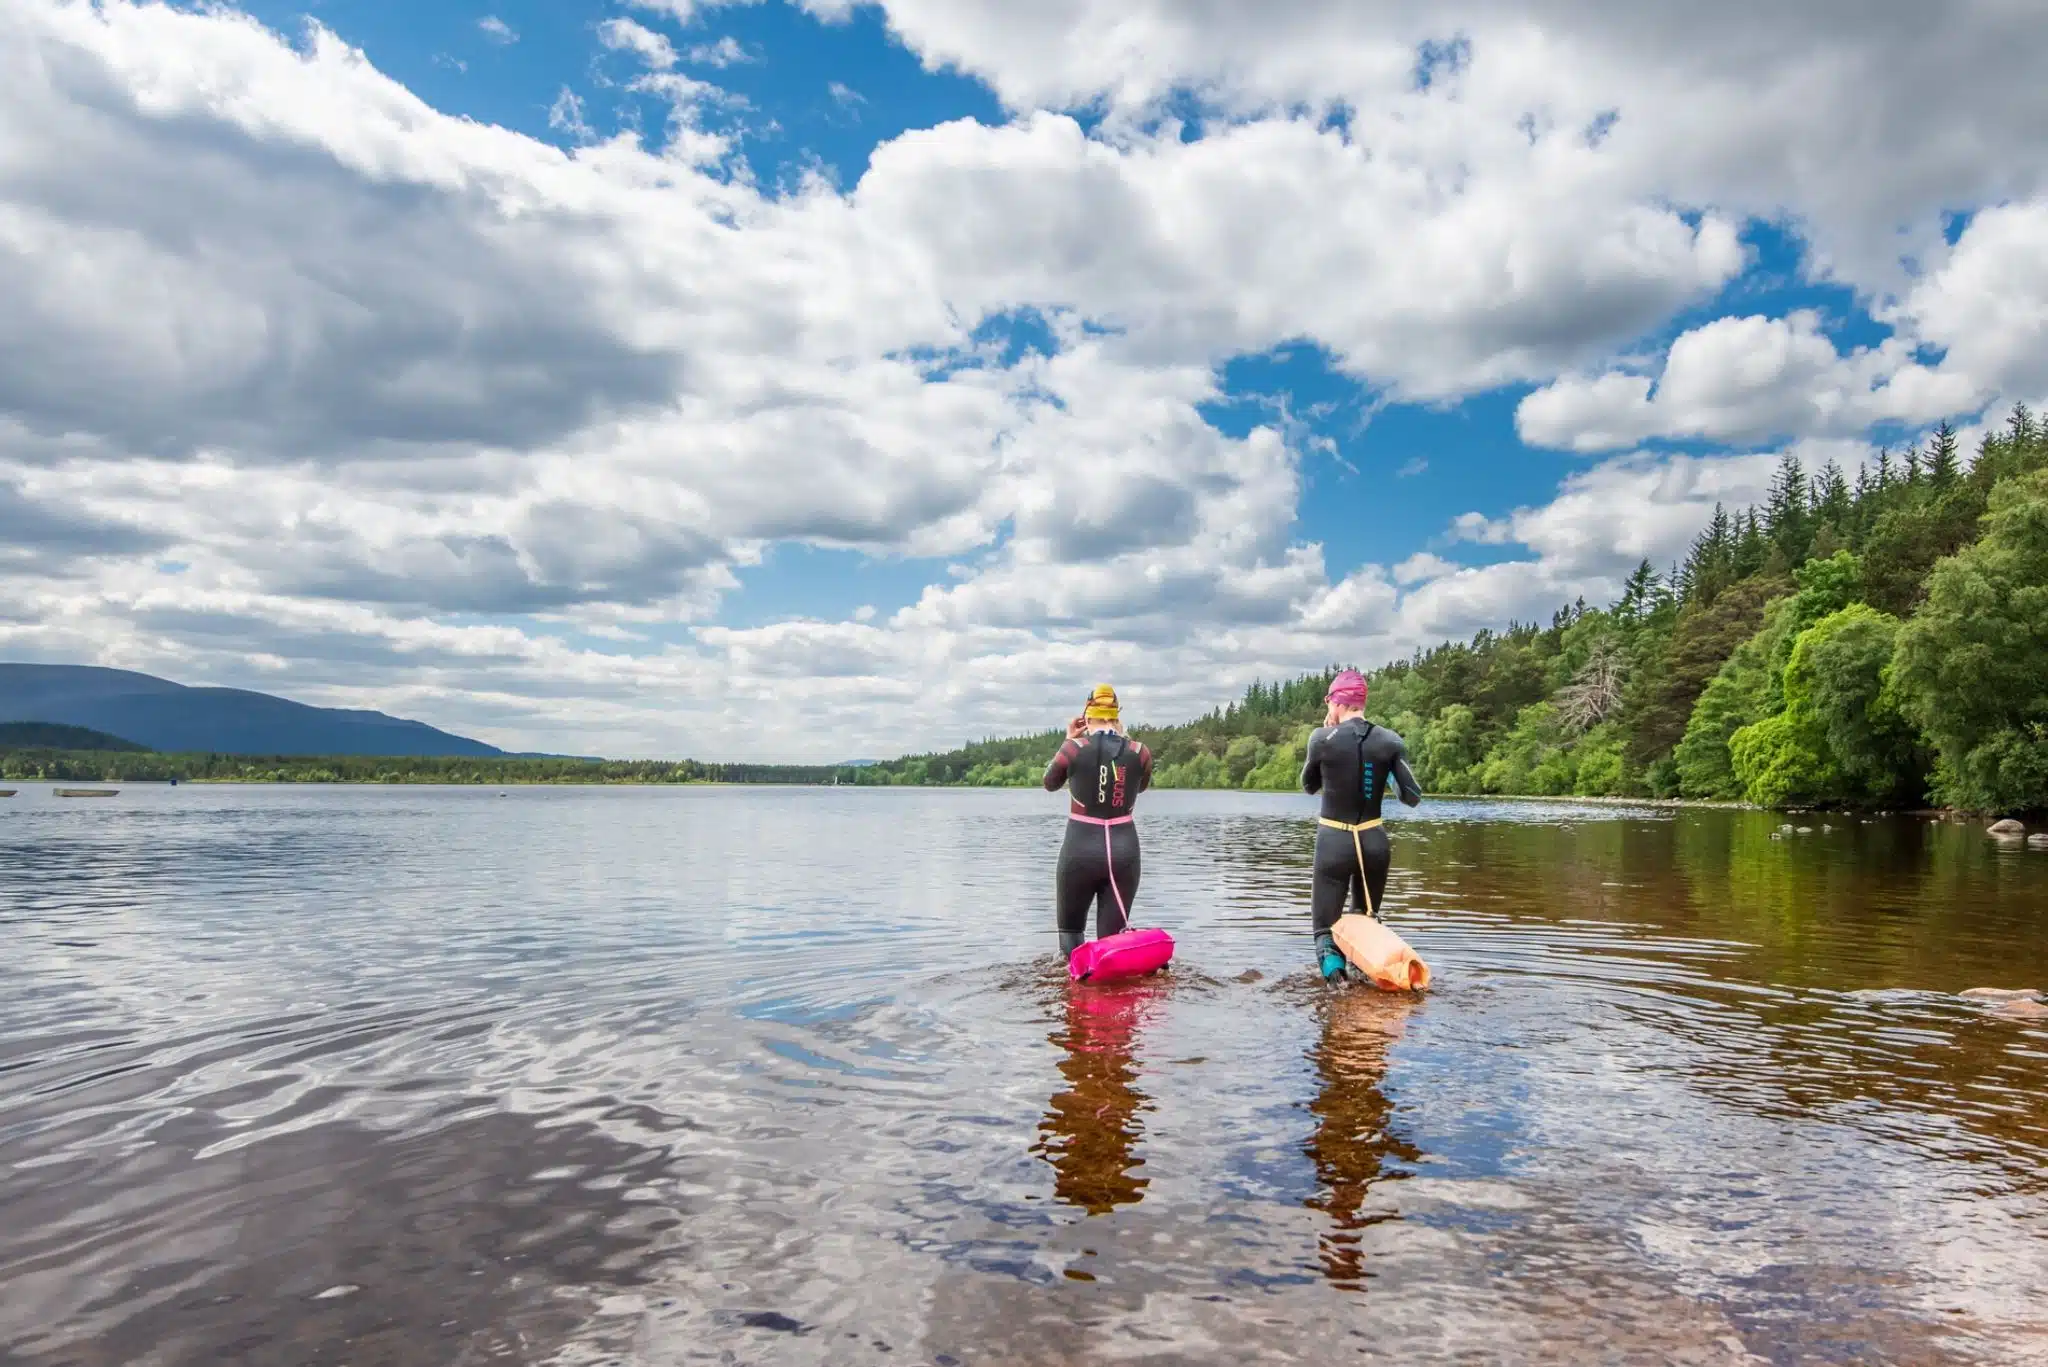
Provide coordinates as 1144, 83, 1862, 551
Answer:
1514, 311, 1984, 452
598, 17, 678, 70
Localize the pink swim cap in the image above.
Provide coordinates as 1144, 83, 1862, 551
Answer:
1326, 668, 1368, 708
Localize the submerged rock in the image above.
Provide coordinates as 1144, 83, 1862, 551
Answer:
1995, 999, 2048, 1020
1988, 818, 2027, 837
1960, 987, 2044, 1002
2028, 833, 2048, 849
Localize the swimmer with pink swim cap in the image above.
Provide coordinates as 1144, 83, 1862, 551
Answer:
1301, 668, 1424, 979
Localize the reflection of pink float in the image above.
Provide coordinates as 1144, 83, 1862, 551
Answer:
1331, 914, 1430, 992
1068, 927, 1176, 983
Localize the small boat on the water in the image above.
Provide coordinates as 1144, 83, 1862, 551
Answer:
53, 788, 119, 798
0, 790, 17, 798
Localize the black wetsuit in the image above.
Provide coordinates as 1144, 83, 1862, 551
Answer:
1043, 730, 1153, 946
1301, 718, 1422, 932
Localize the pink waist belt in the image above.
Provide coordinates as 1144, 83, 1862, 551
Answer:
1066, 813, 1134, 826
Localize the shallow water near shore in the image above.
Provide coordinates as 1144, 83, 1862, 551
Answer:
3, 784, 2046, 1366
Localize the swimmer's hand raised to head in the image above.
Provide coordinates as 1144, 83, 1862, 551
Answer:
1065, 716, 1088, 741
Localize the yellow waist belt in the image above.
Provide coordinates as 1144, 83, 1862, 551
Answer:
1317, 816, 1384, 919
1317, 817, 1383, 832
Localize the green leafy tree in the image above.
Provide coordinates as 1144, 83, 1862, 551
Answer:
1571, 725, 1627, 796
1797, 605, 1924, 805
1246, 727, 1312, 791
1728, 603, 1923, 809
1223, 734, 1268, 787
1478, 702, 1573, 795
1674, 600, 1795, 799
1729, 668, 1837, 811
1417, 704, 1483, 791
1765, 550, 1863, 707
1893, 468, 2048, 814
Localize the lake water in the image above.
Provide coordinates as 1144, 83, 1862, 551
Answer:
3, 784, 2046, 1366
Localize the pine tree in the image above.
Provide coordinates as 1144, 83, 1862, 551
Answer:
2008, 402, 2037, 447
1874, 446, 1895, 490
1616, 560, 1660, 623
1679, 502, 1737, 608
1813, 460, 1852, 524
1734, 508, 1767, 578
1969, 430, 2003, 492
1763, 452, 1811, 561
1926, 421, 1960, 489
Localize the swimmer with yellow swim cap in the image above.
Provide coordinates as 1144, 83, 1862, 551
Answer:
1041, 685, 1154, 961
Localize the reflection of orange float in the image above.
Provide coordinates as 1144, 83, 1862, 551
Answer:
1331, 914, 1430, 992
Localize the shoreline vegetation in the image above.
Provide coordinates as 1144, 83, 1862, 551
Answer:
5, 408, 2044, 817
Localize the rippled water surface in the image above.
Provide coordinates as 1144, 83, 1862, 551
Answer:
4, 784, 2048, 1366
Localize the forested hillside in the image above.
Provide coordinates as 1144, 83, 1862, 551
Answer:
855, 406, 2048, 815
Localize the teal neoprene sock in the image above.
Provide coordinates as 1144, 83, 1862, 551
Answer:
1315, 931, 1347, 980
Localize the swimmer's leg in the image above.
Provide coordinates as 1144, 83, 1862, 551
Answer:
1055, 822, 1097, 959
1311, 826, 1353, 980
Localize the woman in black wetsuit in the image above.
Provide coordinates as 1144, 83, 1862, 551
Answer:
1301, 669, 1422, 979
1042, 684, 1154, 960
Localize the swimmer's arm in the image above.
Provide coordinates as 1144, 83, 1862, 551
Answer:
1300, 727, 1326, 795
1042, 738, 1081, 791
1133, 742, 1153, 793
1392, 753, 1423, 807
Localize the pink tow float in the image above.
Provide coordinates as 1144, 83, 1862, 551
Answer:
1067, 926, 1175, 983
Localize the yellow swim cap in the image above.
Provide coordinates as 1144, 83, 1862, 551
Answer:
1083, 683, 1120, 722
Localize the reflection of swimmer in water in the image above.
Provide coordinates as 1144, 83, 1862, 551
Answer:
1301, 668, 1422, 980
1031, 986, 1156, 1215
1042, 684, 1154, 961
1303, 989, 1422, 1290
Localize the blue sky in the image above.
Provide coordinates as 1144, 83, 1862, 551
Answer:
1, 1, 2041, 757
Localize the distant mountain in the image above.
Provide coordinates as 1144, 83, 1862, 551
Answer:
0, 721, 149, 752
0, 664, 504, 758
